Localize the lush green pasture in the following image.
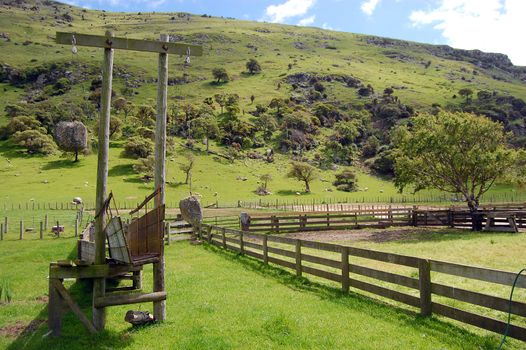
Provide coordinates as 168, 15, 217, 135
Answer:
1, 140, 524, 208
0, 237, 505, 350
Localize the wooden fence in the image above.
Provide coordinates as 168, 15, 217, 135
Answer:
244, 207, 412, 233
200, 224, 526, 342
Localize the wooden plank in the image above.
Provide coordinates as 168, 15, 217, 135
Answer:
56, 32, 203, 56
349, 278, 421, 308
266, 235, 296, 245
243, 241, 263, 251
263, 235, 268, 264
301, 253, 341, 269
349, 264, 419, 289
302, 266, 341, 282
267, 256, 296, 270
244, 249, 264, 260
348, 246, 420, 267
52, 280, 97, 334
300, 240, 343, 253
431, 283, 526, 317
267, 246, 296, 259
49, 264, 141, 279
430, 260, 526, 288
419, 259, 432, 316
432, 302, 526, 342
94, 291, 167, 308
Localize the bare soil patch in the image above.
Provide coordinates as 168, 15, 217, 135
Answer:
0, 319, 44, 338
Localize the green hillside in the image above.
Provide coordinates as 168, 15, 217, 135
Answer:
1, 0, 526, 205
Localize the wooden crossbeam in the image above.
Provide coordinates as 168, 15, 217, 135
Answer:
56, 32, 203, 56
49, 263, 141, 279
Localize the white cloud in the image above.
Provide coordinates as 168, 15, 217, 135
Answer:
361, 0, 381, 16
322, 23, 333, 30
410, 0, 526, 65
265, 0, 316, 23
298, 15, 315, 26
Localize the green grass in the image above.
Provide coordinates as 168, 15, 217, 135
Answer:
0, 238, 505, 350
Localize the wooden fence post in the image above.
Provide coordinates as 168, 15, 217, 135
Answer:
40, 221, 43, 240
165, 222, 170, 245
75, 218, 79, 237
262, 235, 269, 264
412, 205, 417, 226
0, 223, 3, 240
239, 231, 244, 254
19, 220, 23, 240
295, 240, 302, 277
48, 278, 62, 336
56, 221, 60, 238
418, 259, 432, 316
207, 226, 212, 242
4, 217, 7, 233
44, 214, 48, 230
341, 246, 349, 293
222, 228, 226, 249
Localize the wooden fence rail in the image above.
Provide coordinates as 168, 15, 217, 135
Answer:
200, 224, 526, 342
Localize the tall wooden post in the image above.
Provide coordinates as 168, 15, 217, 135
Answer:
153, 33, 168, 322
93, 30, 114, 331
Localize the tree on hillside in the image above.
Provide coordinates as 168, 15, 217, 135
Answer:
179, 153, 195, 184
189, 116, 220, 151
256, 173, 273, 195
214, 94, 227, 113
212, 67, 230, 83
458, 88, 473, 103
287, 162, 318, 193
393, 111, 525, 230
246, 59, 261, 74
54, 121, 88, 162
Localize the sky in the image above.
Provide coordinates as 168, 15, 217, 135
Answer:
61, 0, 526, 66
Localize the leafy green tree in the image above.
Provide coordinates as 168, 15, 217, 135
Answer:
214, 94, 227, 113
458, 88, 473, 102
333, 170, 358, 192
246, 59, 262, 74
13, 130, 57, 155
189, 116, 220, 151
212, 67, 230, 83
287, 162, 318, 193
254, 113, 278, 140
260, 174, 272, 191
225, 94, 240, 115
6, 116, 44, 135
393, 111, 525, 230
133, 155, 155, 181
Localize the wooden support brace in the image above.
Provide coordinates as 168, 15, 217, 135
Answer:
51, 279, 97, 334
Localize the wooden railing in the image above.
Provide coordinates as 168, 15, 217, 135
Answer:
200, 224, 526, 342
243, 208, 413, 233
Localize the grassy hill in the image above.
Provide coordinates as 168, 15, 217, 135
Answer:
1, 0, 526, 205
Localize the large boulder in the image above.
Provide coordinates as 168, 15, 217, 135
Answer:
179, 196, 202, 227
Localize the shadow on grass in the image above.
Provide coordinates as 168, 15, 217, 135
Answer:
276, 190, 308, 196
108, 164, 135, 177
5, 246, 135, 350
202, 243, 499, 350
41, 159, 82, 171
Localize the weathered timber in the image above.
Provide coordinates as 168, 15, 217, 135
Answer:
419, 259, 432, 316
52, 280, 97, 334
94, 291, 167, 308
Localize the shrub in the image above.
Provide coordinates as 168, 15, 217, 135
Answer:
123, 136, 153, 158
14, 129, 57, 154
212, 67, 229, 83
333, 170, 357, 192
133, 155, 155, 181
54, 121, 88, 162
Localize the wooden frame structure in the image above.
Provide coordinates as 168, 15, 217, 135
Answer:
48, 31, 202, 335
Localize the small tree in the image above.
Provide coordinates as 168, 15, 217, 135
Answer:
212, 67, 229, 83
189, 116, 220, 151
124, 136, 153, 158
54, 121, 88, 162
214, 94, 227, 113
333, 170, 358, 192
246, 59, 261, 74
261, 174, 272, 191
287, 161, 317, 193
393, 111, 525, 230
458, 88, 473, 102
14, 130, 57, 155
179, 153, 195, 184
